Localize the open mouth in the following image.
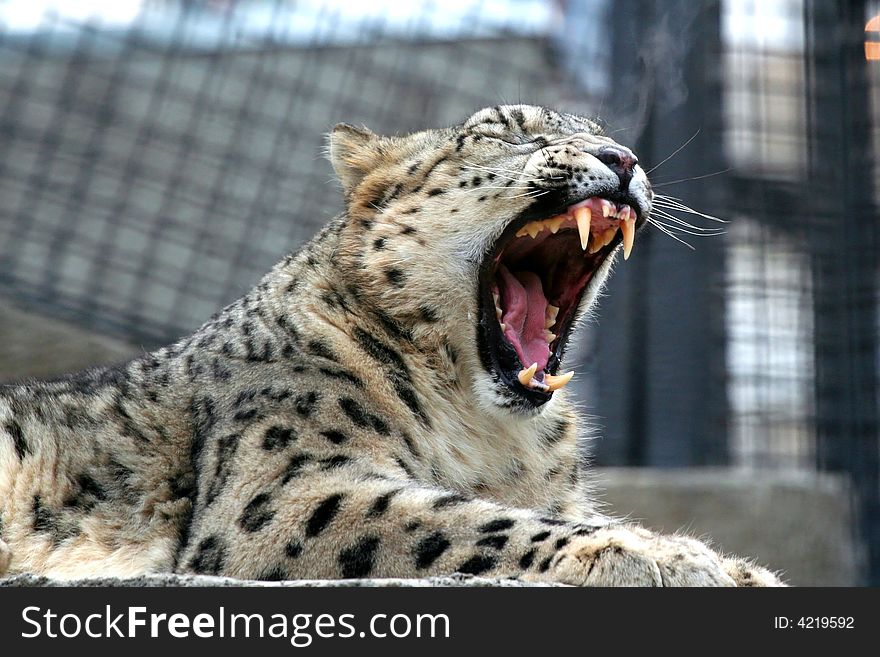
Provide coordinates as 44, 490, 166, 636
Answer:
478, 195, 641, 407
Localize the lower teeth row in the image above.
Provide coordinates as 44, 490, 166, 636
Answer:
492, 294, 573, 393
517, 363, 574, 392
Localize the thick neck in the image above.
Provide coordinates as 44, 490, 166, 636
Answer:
254, 217, 471, 423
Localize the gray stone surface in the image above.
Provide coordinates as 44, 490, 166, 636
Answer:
596, 468, 860, 586
1, 574, 548, 587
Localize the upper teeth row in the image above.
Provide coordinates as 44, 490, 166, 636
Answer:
514, 200, 637, 260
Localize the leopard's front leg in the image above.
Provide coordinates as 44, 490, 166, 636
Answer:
178, 469, 770, 586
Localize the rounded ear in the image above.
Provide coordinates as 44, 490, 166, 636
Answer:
327, 123, 381, 194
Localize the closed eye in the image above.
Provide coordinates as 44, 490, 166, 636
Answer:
482, 135, 521, 146
480, 134, 548, 150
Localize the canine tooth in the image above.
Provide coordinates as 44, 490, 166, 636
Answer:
546, 214, 567, 234
574, 207, 591, 250
621, 214, 636, 260
545, 371, 574, 391
517, 362, 538, 386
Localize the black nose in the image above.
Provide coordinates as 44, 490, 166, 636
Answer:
596, 145, 638, 190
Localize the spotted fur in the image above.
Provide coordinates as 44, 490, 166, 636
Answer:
0, 105, 781, 586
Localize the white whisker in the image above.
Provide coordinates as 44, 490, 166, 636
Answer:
644, 129, 701, 175
461, 186, 533, 191
508, 189, 549, 199
652, 168, 732, 187
652, 221, 726, 237
651, 209, 726, 233
462, 161, 529, 177
652, 200, 728, 224
653, 194, 727, 219
647, 218, 696, 249
460, 168, 521, 183
461, 161, 565, 183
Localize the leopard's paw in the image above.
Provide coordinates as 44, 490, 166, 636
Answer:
722, 556, 786, 587
548, 527, 736, 587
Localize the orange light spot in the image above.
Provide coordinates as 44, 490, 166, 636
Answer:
868, 15, 880, 61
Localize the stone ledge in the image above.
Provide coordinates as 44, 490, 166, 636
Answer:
596, 467, 859, 586
1, 574, 553, 587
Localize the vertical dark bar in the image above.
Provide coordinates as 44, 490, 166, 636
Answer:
595, 0, 729, 466
584, 0, 645, 466
807, 0, 880, 585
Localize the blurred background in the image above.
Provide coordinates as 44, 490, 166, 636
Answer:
0, 0, 877, 585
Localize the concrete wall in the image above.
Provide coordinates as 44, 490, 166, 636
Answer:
597, 468, 859, 586
0, 301, 138, 383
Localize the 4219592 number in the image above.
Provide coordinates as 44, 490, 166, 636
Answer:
774, 617, 854, 629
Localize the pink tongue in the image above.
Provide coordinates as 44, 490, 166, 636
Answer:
496, 264, 551, 372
